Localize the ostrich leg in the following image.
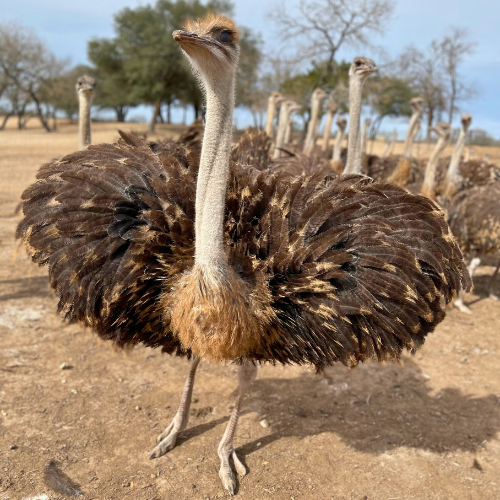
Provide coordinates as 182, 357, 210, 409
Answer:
150, 355, 200, 458
488, 258, 500, 301
454, 258, 481, 314
219, 360, 258, 495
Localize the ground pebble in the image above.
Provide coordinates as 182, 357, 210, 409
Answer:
60, 362, 72, 370
9, 444, 18, 450
260, 419, 270, 428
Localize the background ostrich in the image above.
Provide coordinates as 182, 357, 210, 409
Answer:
361, 117, 372, 156
382, 130, 397, 158
303, 88, 328, 155
343, 57, 377, 174
321, 100, 339, 153
76, 75, 96, 150
17, 15, 470, 496
386, 97, 424, 185
265, 91, 284, 138
273, 99, 299, 158
420, 122, 451, 199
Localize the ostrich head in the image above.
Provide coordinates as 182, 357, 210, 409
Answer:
349, 57, 377, 80
75, 75, 96, 97
336, 117, 348, 130
461, 113, 472, 131
326, 101, 339, 114
431, 122, 451, 141
410, 97, 424, 114
270, 92, 285, 105
173, 14, 240, 86
364, 117, 372, 126
312, 88, 328, 103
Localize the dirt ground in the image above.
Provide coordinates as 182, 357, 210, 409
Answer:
1, 122, 500, 500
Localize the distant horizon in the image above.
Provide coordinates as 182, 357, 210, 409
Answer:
3, 0, 500, 138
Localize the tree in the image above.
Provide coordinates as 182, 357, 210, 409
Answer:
0, 22, 67, 132
398, 43, 446, 139
366, 75, 415, 138
274, 0, 395, 84
107, 0, 233, 132
88, 39, 136, 122
439, 27, 476, 123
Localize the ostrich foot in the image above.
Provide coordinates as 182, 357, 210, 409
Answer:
219, 447, 247, 496
149, 356, 200, 459
149, 418, 185, 458
454, 298, 473, 315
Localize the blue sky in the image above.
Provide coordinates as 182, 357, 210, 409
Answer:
3, 0, 500, 137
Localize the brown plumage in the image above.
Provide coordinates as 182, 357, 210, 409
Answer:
231, 126, 271, 169
18, 131, 470, 369
448, 182, 500, 256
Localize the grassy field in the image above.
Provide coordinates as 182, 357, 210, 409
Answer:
1, 121, 500, 500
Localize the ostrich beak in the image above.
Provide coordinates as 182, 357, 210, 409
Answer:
173, 30, 213, 49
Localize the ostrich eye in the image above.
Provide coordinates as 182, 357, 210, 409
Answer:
220, 31, 231, 43
355, 61, 362, 66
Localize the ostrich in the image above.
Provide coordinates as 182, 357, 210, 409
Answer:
386, 97, 424, 185
283, 106, 301, 146
331, 117, 348, 173
448, 182, 500, 311
18, 15, 470, 495
321, 101, 339, 153
303, 88, 328, 155
343, 57, 377, 174
265, 92, 284, 138
420, 123, 451, 199
76, 75, 96, 151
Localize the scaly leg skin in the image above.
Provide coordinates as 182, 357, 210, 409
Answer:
218, 360, 258, 496
150, 356, 200, 459
488, 259, 500, 301
454, 258, 481, 314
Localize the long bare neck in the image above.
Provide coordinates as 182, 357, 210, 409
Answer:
421, 135, 449, 198
344, 77, 363, 174
403, 110, 421, 158
265, 98, 276, 137
446, 126, 468, 186
332, 126, 345, 161
284, 117, 293, 145
78, 92, 92, 150
303, 98, 320, 154
195, 74, 235, 269
322, 110, 334, 152
273, 105, 289, 159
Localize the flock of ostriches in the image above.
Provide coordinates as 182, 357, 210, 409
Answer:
15, 14, 499, 495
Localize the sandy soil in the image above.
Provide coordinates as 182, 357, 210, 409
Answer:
1, 123, 500, 500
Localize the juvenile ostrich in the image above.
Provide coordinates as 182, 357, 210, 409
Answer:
331, 117, 347, 173
386, 97, 424, 185
76, 75, 96, 150
420, 123, 451, 199
265, 92, 284, 138
321, 101, 339, 153
343, 57, 377, 174
303, 88, 328, 155
18, 15, 470, 495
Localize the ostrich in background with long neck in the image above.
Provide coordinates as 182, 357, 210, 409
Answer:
265, 91, 284, 138
303, 88, 327, 155
382, 130, 397, 158
420, 122, 451, 199
387, 97, 423, 185
283, 103, 301, 146
444, 114, 472, 199
321, 100, 339, 153
343, 57, 377, 174
331, 117, 347, 172
76, 75, 96, 150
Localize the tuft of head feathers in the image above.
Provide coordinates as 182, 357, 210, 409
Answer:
184, 14, 240, 41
